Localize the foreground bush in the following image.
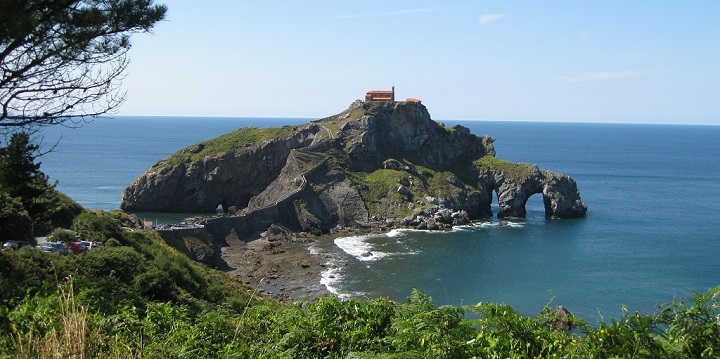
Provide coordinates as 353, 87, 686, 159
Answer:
1, 223, 719, 357
3, 277, 720, 357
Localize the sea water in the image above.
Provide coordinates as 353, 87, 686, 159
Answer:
39, 117, 720, 320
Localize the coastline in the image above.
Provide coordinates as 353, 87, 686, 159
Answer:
217, 225, 377, 302
217, 221, 482, 303
218, 230, 329, 302
217, 220, 435, 302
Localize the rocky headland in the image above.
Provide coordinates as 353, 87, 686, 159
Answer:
121, 100, 587, 300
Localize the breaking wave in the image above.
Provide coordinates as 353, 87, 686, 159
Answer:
334, 234, 392, 262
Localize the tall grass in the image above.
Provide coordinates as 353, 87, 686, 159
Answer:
13, 277, 98, 359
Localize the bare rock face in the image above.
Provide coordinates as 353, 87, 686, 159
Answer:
340, 101, 495, 171
121, 100, 586, 241
121, 126, 323, 212
542, 171, 588, 219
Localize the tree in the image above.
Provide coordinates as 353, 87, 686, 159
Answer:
0, 132, 82, 239
0, 190, 33, 241
0, 132, 52, 239
0, 0, 167, 134
0, 133, 48, 198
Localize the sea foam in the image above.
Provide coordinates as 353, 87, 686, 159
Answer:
334, 234, 391, 262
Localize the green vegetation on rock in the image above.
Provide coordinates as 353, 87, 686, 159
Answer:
347, 169, 411, 217
162, 125, 305, 167
475, 155, 535, 181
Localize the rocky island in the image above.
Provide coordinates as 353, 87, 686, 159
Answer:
121, 100, 587, 299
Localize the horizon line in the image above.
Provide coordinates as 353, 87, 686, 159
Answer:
110, 114, 718, 127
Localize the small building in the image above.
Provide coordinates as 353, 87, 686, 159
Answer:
365, 86, 395, 102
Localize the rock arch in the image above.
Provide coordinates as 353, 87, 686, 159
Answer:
480, 167, 587, 219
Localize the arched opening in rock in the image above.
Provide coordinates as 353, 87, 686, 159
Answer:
491, 189, 500, 217
216, 202, 226, 213
524, 193, 546, 218
478, 185, 496, 218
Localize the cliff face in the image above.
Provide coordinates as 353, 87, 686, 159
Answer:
121, 101, 586, 237
340, 101, 495, 172
121, 125, 325, 212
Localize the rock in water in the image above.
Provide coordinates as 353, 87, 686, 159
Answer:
121, 100, 586, 240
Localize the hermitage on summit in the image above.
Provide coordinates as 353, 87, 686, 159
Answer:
365, 87, 420, 103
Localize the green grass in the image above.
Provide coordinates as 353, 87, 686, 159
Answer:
315, 104, 367, 137
344, 164, 477, 217
346, 169, 413, 217
292, 149, 326, 168
475, 155, 535, 182
158, 125, 305, 167
416, 164, 476, 195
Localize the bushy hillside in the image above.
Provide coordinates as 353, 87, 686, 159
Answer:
1, 210, 720, 358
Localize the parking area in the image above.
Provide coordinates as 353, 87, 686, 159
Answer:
2, 239, 103, 254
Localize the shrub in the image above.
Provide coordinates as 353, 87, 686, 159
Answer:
105, 238, 121, 247
0, 249, 65, 306
134, 267, 177, 302
152, 249, 206, 299
390, 290, 473, 358
48, 228, 77, 243
6, 278, 106, 358
657, 286, 720, 357
71, 211, 124, 243
67, 247, 149, 310
0, 191, 33, 242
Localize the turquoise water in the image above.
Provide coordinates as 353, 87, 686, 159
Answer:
39, 118, 720, 320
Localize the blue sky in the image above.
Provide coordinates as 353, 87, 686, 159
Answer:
120, 1, 720, 124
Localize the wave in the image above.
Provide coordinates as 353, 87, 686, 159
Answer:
388, 227, 465, 236
385, 228, 408, 238
314, 253, 369, 299
97, 185, 124, 190
472, 221, 525, 229
334, 235, 392, 262
319, 261, 343, 295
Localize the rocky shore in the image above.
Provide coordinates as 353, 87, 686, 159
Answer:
213, 206, 477, 302
219, 227, 331, 302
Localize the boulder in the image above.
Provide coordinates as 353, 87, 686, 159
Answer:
397, 185, 409, 196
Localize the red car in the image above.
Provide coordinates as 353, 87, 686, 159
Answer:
67, 241, 91, 254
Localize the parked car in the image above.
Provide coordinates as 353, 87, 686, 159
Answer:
2, 240, 33, 250
39, 242, 71, 255
67, 241, 91, 254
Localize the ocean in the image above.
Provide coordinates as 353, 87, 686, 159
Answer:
39, 117, 720, 321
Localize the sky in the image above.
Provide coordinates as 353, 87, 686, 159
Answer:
119, 1, 720, 125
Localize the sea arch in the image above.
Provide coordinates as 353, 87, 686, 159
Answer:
479, 168, 587, 219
